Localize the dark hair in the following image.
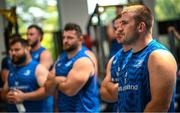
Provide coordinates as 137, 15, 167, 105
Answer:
9, 34, 22, 48
112, 14, 122, 30
28, 24, 44, 40
10, 33, 22, 39
64, 23, 82, 38
10, 38, 29, 47
113, 14, 122, 23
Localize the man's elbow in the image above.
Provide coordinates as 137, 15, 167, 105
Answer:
100, 86, 117, 103
161, 102, 171, 112
154, 95, 173, 111
63, 89, 78, 97
100, 87, 107, 101
145, 100, 171, 112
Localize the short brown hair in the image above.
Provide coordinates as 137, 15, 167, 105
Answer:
64, 23, 82, 38
28, 24, 44, 41
122, 4, 154, 33
10, 38, 29, 48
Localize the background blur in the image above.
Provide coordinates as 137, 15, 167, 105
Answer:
0, 0, 180, 111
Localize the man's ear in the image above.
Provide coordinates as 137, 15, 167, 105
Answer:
24, 49, 27, 54
79, 35, 84, 42
138, 22, 146, 32
28, 46, 31, 51
25, 46, 31, 53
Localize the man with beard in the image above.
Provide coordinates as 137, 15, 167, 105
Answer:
106, 5, 123, 59
1, 38, 49, 112
1, 34, 19, 85
100, 15, 132, 112
27, 24, 53, 70
44, 23, 100, 112
27, 25, 53, 112
117, 4, 177, 112
0, 34, 20, 112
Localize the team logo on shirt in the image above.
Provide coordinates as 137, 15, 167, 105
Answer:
34, 54, 39, 59
9, 73, 13, 77
65, 61, 72, 67
57, 63, 61, 67
23, 70, 31, 76
15, 81, 19, 86
133, 60, 143, 68
112, 59, 117, 64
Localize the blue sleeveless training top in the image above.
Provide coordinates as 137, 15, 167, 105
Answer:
8, 60, 45, 112
111, 48, 132, 112
55, 48, 99, 112
118, 39, 175, 112
30, 46, 53, 112
30, 46, 45, 62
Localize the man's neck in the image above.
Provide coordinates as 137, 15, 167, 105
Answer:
67, 45, 82, 59
31, 43, 41, 52
131, 34, 153, 53
122, 45, 131, 52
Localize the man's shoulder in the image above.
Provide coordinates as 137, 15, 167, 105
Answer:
40, 49, 52, 57
149, 49, 175, 60
74, 57, 93, 66
35, 63, 49, 74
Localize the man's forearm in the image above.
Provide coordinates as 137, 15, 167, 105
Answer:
53, 91, 58, 112
23, 87, 48, 101
44, 77, 58, 95
144, 100, 170, 112
58, 77, 80, 96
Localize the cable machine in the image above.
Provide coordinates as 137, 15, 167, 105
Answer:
86, 2, 143, 80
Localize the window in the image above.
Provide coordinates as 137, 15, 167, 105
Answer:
6, 0, 59, 60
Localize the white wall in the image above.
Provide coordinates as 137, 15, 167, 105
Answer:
0, 0, 6, 69
58, 0, 89, 34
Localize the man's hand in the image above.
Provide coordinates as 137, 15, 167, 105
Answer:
168, 26, 176, 33
7, 90, 15, 104
7, 89, 24, 104
44, 72, 57, 94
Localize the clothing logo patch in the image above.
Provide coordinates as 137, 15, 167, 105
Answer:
9, 73, 13, 77
65, 61, 72, 67
34, 54, 39, 59
15, 81, 19, 86
133, 60, 143, 68
57, 63, 61, 67
112, 59, 117, 65
23, 70, 31, 76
